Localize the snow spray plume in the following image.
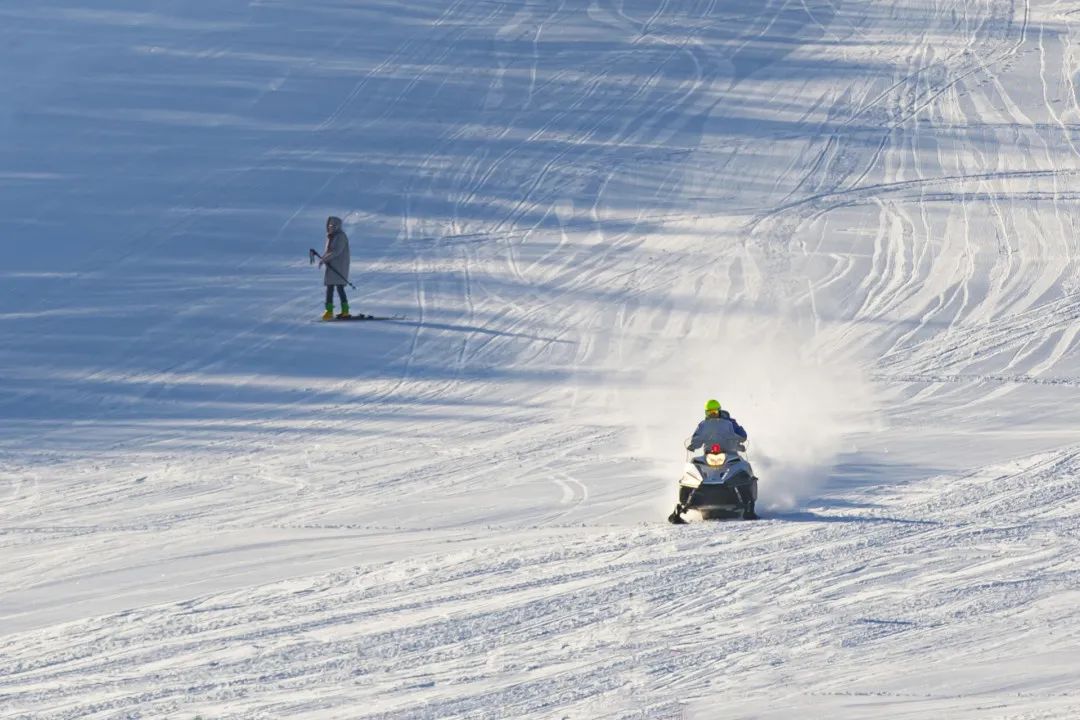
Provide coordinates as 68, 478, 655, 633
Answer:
625, 318, 878, 511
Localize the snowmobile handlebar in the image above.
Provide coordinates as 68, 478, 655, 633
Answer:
684, 442, 748, 460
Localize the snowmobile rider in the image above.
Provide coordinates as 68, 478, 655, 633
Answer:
319, 216, 351, 320
687, 399, 747, 454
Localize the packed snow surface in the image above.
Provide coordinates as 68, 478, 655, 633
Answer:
2, 0, 1080, 717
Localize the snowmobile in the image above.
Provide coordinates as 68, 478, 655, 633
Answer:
667, 443, 759, 523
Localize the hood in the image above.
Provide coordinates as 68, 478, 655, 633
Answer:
326, 216, 343, 233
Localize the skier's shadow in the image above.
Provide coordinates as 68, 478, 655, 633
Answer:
388, 319, 573, 345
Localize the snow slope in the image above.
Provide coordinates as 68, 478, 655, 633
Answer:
2, 0, 1080, 717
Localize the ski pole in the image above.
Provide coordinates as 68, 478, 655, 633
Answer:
309, 248, 356, 290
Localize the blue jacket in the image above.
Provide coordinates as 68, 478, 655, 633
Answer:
688, 411, 748, 453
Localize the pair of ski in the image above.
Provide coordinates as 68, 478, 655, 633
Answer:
320, 314, 403, 322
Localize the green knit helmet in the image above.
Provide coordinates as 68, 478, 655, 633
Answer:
705, 399, 721, 415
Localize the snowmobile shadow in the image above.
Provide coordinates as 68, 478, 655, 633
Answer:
386, 319, 573, 345
808, 498, 883, 510
771, 511, 941, 526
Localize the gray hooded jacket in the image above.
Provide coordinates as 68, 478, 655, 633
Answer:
322, 216, 351, 286
688, 416, 746, 453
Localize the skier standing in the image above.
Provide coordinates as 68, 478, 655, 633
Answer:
320, 216, 351, 320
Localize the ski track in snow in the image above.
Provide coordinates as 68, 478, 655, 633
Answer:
2, 0, 1080, 717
